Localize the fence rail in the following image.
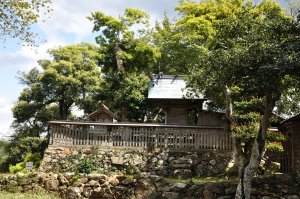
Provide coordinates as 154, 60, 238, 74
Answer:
48, 121, 233, 150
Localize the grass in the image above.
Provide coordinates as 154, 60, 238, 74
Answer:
163, 176, 238, 184
0, 191, 60, 199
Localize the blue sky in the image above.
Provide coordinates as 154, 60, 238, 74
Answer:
0, 0, 178, 137
0, 0, 290, 137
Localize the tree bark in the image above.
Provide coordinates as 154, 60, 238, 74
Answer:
114, 43, 124, 72
59, 100, 72, 120
234, 93, 280, 199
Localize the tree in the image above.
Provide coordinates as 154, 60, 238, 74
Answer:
152, 14, 207, 74
0, 0, 52, 45
38, 43, 102, 119
169, 0, 300, 198
12, 67, 60, 137
89, 8, 160, 121
13, 43, 101, 134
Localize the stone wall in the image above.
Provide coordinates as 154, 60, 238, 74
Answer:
0, 172, 299, 199
39, 147, 233, 178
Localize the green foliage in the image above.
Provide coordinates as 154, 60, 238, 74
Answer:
38, 43, 101, 119
0, 139, 8, 158
265, 142, 284, 152
13, 67, 60, 137
12, 42, 101, 140
0, 137, 46, 173
113, 74, 150, 121
266, 131, 286, 142
154, 1, 300, 196
89, 8, 159, 74
232, 122, 259, 141
9, 152, 41, 174
89, 9, 160, 121
9, 162, 27, 174
76, 158, 94, 174
0, 0, 52, 46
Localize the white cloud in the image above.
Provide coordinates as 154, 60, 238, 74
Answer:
37, 0, 178, 43
0, 0, 179, 136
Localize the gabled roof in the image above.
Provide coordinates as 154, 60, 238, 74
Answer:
148, 74, 205, 99
88, 104, 121, 121
280, 114, 300, 126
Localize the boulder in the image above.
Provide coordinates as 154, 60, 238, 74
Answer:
66, 187, 81, 199
174, 169, 192, 179
162, 191, 179, 199
44, 179, 59, 191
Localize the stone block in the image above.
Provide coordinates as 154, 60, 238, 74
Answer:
162, 191, 179, 199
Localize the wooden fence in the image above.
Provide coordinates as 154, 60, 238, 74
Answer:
48, 121, 233, 150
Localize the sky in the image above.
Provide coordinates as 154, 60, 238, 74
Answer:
0, 0, 289, 138
0, 0, 179, 137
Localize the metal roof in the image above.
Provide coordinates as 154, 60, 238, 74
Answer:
148, 74, 204, 99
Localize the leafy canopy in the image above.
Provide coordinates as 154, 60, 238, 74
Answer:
0, 0, 52, 45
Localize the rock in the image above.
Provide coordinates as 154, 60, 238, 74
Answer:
217, 196, 232, 199
172, 157, 193, 165
205, 183, 224, 194
44, 179, 59, 191
87, 173, 107, 181
67, 187, 81, 199
149, 175, 163, 182
276, 174, 293, 185
170, 182, 186, 191
115, 185, 128, 192
203, 190, 214, 199
58, 175, 69, 186
225, 186, 236, 194
162, 191, 179, 199
111, 156, 126, 165
121, 178, 136, 185
261, 197, 273, 199
135, 179, 149, 194
73, 177, 88, 187
83, 186, 92, 197
86, 180, 100, 187
287, 196, 299, 199
64, 172, 76, 181
108, 176, 119, 186
130, 154, 143, 165
158, 159, 164, 165
83, 149, 92, 155
174, 169, 192, 179
209, 160, 217, 166
116, 175, 127, 182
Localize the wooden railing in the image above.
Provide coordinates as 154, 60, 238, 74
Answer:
48, 121, 233, 150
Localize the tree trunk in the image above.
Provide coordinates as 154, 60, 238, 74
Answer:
114, 43, 124, 72
224, 85, 280, 199
235, 140, 260, 199
59, 100, 72, 120
234, 93, 280, 199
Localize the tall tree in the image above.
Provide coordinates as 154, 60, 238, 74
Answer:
13, 68, 60, 137
13, 43, 101, 127
38, 43, 102, 119
0, 0, 52, 45
152, 14, 207, 74
168, 0, 300, 198
89, 8, 160, 121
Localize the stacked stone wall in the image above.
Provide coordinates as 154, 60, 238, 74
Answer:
39, 147, 233, 178
0, 172, 299, 199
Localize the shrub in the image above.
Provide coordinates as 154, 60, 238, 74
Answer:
8, 153, 42, 174
77, 158, 94, 174
0, 137, 46, 172
9, 162, 27, 174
